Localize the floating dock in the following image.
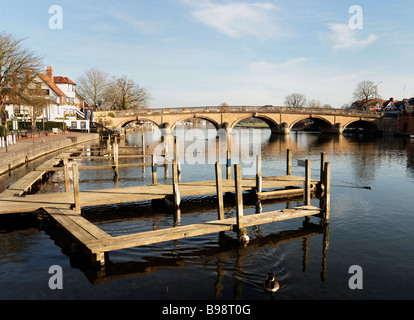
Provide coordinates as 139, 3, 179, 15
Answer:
0, 143, 331, 267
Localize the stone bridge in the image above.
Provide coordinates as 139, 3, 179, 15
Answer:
94, 106, 383, 135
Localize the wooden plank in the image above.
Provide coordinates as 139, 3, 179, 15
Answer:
86, 220, 234, 253
44, 206, 112, 242
258, 188, 305, 200
241, 206, 320, 228
85, 205, 320, 254
1, 171, 46, 196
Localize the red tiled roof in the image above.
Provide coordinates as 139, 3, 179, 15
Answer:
54, 76, 76, 85
38, 74, 66, 97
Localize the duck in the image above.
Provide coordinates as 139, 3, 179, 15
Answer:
238, 233, 250, 244
264, 273, 280, 293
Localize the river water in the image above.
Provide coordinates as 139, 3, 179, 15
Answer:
0, 127, 413, 300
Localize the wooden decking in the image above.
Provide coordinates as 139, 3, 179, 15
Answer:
0, 175, 316, 215
0, 145, 331, 267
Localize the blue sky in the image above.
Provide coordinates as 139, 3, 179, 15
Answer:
1, 0, 413, 108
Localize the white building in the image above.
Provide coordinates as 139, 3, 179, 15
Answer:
4, 66, 86, 123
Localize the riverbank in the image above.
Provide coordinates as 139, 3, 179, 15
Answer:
0, 132, 99, 176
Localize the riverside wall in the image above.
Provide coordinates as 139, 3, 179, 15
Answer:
0, 133, 99, 176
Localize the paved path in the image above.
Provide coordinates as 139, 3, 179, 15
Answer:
0, 131, 95, 155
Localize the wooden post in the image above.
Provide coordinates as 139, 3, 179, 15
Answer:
141, 132, 146, 156
72, 163, 81, 214
141, 133, 146, 175
234, 164, 243, 230
256, 154, 262, 195
304, 159, 311, 206
172, 159, 181, 208
164, 159, 169, 180
63, 157, 70, 192
113, 142, 119, 176
215, 162, 224, 220
226, 150, 231, 180
152, 155, 158, 185
320, 152, 326, 187
287, 149, 292, 175
323, 162, 331, 223
174, 137, 181, 182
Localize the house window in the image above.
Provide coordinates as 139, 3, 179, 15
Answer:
14, 106, 21, 114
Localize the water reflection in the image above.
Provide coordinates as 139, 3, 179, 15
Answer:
2, 128, 414, 299
43, 209, 328, 296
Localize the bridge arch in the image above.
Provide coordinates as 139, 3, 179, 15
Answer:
170, 115, 221, 131
289, 115, 335, 133
118, 117, 161, 129
341, 119, 380, 134
229, 114, 281, 133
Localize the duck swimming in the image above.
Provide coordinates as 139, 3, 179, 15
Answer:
264, 273, 280, 293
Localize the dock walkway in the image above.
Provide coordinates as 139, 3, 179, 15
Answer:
0, 144, 330, 266
0, 175, 316, 214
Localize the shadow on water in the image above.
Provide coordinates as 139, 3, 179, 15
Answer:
42, 210, 328, 295
30, 190, 330, 297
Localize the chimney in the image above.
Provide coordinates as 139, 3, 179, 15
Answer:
46, 66, 54, 81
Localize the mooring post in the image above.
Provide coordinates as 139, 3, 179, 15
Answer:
174, 136, 181, 182
323, 162, 331, 223
63, 157, 70, 192
141, 132, 146, 157
215, 162, 224, 220
141, 133, 146, 175
152, 155, 158, 185
226, 150, 231, 180
113, 142, 119, 176
320, 152, 326, 189
304, 159, 311, 206
72, 163, 81, 214
172, 159, 181, 208
256, 154, 262, 195
287, 149, 292, 175
234, 164, 244, 230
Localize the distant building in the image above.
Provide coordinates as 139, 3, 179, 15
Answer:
351, 97, 412, 113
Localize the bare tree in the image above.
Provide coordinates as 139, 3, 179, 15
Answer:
284, 93, 307, 108
307, 98, 322, 108
15, 77, 50, 131
104, 75, 151, 110
353, 80, 381, 110
0, 31, 43, 125
76, 68, 108, 108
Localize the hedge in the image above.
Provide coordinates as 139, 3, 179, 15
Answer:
0, 121, 66, 136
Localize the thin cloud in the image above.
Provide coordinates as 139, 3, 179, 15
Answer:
187, 0, 283, 40
97, 6, 163, 35
250, 58, 311, 73
327, 23, 377, 51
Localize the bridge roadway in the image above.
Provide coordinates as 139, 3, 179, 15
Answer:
94, 106, 383, 134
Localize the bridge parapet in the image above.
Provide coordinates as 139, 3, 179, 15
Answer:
93, 106, 383, 134
94, 106, 382, 118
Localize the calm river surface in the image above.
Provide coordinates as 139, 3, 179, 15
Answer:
1, 127, 413, 300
